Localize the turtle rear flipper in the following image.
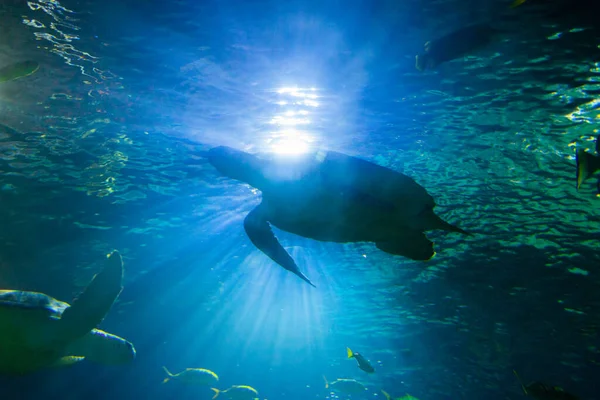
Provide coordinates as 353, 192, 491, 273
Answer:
64, 329, 135, 365
244, 203, 316, 287
418, 206, 469, 235
59, 251, 124, 341
376, 232, 435, 261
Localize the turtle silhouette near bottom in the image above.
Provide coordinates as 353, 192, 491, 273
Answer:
0, 251, 136, 374
207, 146, 469, 287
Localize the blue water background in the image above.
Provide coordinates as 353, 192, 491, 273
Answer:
0, 0, 599, 399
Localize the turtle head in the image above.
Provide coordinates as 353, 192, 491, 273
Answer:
207, 146, 266, 188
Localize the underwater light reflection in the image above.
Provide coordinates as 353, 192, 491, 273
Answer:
267, 86, 322, 155
270, 136, 312, 155
189, 250, 331, 371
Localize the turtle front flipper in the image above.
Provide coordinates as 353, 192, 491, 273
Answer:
376, 232, 435, 261
64, 329, 135, 365
244, 203, 316, 287
59, 251, 124, 341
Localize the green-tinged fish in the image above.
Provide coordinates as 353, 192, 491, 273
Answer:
162, 366, 219, 385
0, 61, 39, 83
415, 24, 499, 71
346, 347, 375, 373
513, 370, 579, 400
382, 390, 420, 400
211, 385, 258, 400
576, 135, 600, 193
323, 375, 366, 394
510, 0, 528, 8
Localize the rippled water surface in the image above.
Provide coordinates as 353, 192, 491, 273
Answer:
1, 0, 599, 399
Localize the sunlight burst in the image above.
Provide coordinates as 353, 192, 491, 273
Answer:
268, 86, 322, 155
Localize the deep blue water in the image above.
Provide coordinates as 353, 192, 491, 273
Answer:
1, 0, 600, 399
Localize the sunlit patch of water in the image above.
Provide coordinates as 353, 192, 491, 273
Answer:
262, 86, 324, 155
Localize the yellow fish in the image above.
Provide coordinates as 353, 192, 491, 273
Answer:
323, 376, 366, 394
346, 347, 375, 373
162, 366, 218, 385
382, 389, 420, 400
211, 385, 259, 400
